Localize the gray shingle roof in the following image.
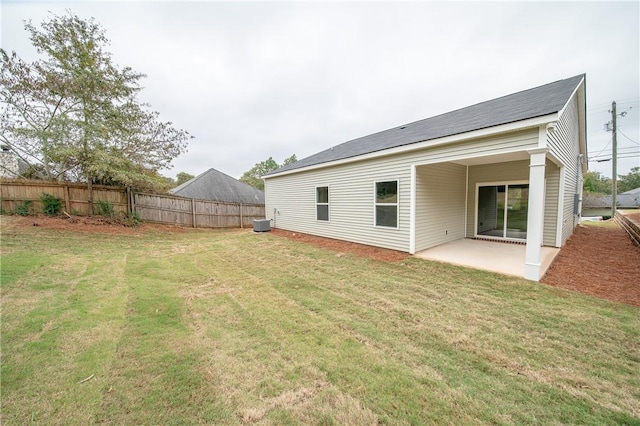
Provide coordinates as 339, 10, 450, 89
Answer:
170, 168, 264, 204
267, 74, 585, 176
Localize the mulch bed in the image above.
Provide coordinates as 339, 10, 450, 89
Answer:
270, 229, 409, 262
5, 215, 187, 236
541, 220, 640, 307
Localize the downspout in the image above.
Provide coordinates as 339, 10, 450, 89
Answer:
575, 154, 583, 227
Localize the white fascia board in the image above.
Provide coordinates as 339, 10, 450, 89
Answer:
558, 77, 588, 174
265, 114, 558, 179
557, 76, 585, 118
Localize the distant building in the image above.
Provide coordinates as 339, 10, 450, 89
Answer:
583, 188, 640, 209
169, 168, 264, 204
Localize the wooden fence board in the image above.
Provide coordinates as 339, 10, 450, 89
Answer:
134, 192, 265, 228
1, 180, 127, 215
1, 180, 265, 229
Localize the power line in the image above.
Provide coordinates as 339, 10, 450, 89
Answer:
589, 150, 639, 160
589, 137, 612, 158
587, 99, 639, 111
617, 129, 640, 146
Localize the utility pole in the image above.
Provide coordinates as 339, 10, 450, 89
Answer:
611, 101, 617, 216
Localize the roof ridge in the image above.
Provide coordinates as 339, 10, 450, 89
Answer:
334, 74, 586, 144
267, 74, 586, 176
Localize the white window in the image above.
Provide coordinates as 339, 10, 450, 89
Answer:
375, 180, 398, 228
316, 186, 329, 221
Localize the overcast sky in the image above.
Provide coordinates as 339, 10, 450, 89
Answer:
2, 1, 639, 180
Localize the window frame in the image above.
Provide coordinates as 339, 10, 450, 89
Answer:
316, 185, 330, 222
374, 179, 399, 229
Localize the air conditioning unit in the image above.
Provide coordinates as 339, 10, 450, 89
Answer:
253, 219, 271, 232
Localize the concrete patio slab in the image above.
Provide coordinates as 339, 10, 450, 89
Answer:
414, 238, 560, 279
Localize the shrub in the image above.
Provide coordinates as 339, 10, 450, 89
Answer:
40, 193, 62, 216
96, 200, 115, 217
15, 200, 33, 216
126, 211, 141, 227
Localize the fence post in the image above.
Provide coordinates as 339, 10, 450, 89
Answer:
126, 187, 131, 214
191, 198, 197, 228
64, 185, 71, 213
240, 202, 243, 229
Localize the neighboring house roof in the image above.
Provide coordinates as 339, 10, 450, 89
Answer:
619, 187, 640, 207
583, 189, 640, 209
620, 187, 640, 196
267, 74, 585, 177
170, 168, 265, 204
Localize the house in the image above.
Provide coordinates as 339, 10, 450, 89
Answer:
619, 187, 640, 208
583, 187, 640, 211
263, 75, 587, 281
170, 168, 264, 204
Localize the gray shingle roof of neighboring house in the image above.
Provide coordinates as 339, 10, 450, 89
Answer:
619, 187, 640, 207
170, 168, 265, 204
621, 187, 640, 196
583, 187, 640, 209
267, 74, 585, 176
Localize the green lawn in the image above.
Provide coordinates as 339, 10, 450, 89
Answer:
1, 216, 639, 425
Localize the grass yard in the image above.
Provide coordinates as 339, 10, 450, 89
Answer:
1, 216, 639, 425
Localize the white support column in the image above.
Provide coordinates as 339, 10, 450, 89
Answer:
524, 147, 548, 281
409, 165, 416, 254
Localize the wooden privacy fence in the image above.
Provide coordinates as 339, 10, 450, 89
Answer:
0, 180, 128, 216
0, 179, 265, 229
133, 192, 264, 228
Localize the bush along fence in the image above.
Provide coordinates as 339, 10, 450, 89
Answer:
0, 179, 265, 229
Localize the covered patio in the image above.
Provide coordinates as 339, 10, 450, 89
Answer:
414, 238, 560, 278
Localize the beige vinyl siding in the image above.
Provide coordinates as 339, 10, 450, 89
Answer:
543, 160, 560, 246
266, 160, 410, 251
465, 160, 530, 237
548, 95, 581, 244
266, 129, 538, 252
414, 163, 466, 252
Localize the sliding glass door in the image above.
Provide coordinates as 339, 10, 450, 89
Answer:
477, 183, 529, 240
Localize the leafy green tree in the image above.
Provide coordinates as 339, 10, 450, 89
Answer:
618, 167, 640, 193
282, 154, 297, 166
175, 172, 195, 186
240, 155, 296, 191
583, 171, 611, 194
1, 12, 192, 211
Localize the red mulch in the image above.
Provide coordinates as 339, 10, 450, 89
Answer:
5, 215, 187, 235
270, 228, 409, 263
542, 221, 640, 307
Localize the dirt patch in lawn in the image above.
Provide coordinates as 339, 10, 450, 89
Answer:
2, 215, 187, 235
542, 221, 640, 307
270, 229, 409, 263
